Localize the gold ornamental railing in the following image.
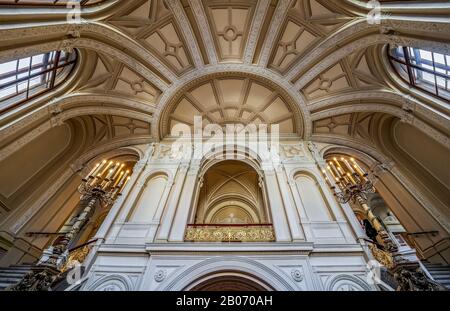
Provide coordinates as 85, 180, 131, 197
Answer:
184, 224, 275, 242
60, 239, 98, 273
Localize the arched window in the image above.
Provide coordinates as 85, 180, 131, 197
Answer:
389, 46, 450, 100
0, 0, 103, 6
0, 50, 77, 113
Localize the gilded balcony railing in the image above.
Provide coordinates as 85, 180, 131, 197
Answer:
60, 239, 98, 273
184, 224, 275, 242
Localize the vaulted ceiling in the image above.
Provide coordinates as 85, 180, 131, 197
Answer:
0, 0, 449, 162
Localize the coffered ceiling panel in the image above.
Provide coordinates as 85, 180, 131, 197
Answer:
109, 0, 194, 74
203, 0, 257, 62
313, 112, 378, 144
165, 77, 298, 135
302, 49, 384, 101
87, 115, 151, 143
80, 53, 161, 105
269, 0, 349, 73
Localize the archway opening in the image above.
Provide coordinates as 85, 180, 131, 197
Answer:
187, 272, 272, 291
185, 160, 275, 242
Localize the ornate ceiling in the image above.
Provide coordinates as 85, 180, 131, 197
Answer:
0, 0, 449, 161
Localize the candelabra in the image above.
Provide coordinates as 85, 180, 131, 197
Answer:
321, 157, 397, 252
8, 159, 131, 291
320, 157, 447, 291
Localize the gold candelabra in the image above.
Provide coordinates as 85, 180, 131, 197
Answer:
79, 159, 131, 204
8, 159, 131, 291
320, 156, 447, 291
45, 160, 131, 267
321, 156, 397, 253
322, 156, 375, 203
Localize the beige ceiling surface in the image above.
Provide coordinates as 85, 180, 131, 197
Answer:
0, 0, 448, 155
166, 77, 298, 134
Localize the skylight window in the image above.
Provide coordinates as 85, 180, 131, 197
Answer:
0, 50, 77, 113
389, 46, 450, 101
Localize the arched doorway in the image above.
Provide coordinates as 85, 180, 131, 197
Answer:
186, 272, 273, 291
185, 160, 275, 242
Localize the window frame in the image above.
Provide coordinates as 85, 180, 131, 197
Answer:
388, 45, 450, 101
0, 49, 78, 114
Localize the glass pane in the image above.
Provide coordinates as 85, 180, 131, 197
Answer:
18, 58, 31, 69
391, 45, 450, 101
0, 49, 77, 113
422, 64, 434, 72
32, 54, 44, 66
422, 71, 435, 84
17, 80, 28, 93
436, 76, 446, 88
0, 60, 18, 76
433, 53, 445, 65
0, 75, 15, 85
0, 84, 16, 100
419, 50, 433, 62
28, 76, 42, 88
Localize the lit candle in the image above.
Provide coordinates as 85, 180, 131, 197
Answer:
342, 158, 356, 174
347, 172, 356, 185
113, 171, 125, 188
119, 176, 131, 193
112, 163, 125, 181
99, 161, 114, 178
93, 160, 107, 176
105, 168, 115, 180
116, 170, 130, 189
351, 158, 365, 176
334, 157, 347, 176
85, 163, 100, 179
327, 165, 337, 180
329, 161, 342, 178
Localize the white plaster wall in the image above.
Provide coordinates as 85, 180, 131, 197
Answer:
295, 174, 333, 221
80, 250, 375, 291
129, 176, 167, 222
79, 141, 374, 291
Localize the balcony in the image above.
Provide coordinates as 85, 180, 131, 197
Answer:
184, 224, 275, 242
